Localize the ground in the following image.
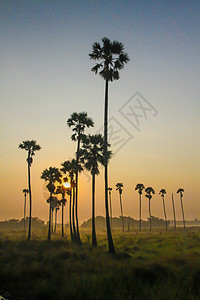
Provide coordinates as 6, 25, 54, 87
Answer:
0, 227, 200, 299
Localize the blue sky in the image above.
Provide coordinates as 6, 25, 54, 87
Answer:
0, 0, 199, 222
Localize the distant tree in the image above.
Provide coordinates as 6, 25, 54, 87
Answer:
116, 183, 124, 232
67, 112, 94, 244
41, 167, 62, 240
56, 184, 68, 237
159, 189, 168, 230
80, 134, 109, 247
135, 184, 145, 231
108, 188, 113, 229
22, 189, 29, 232
89, 37, 129, 253
145, 187, 155, 231
61, 159, 83, 243
177, 188, 185, 229
19, 140, 41, 241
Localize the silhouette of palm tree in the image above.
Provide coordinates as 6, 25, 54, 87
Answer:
159, 189, 168, 230
177, 188, 185, 229
41, 167, 62, 240
145, 187, 155, 231
56, 184, 68, 237
19, 140, 41, 240
61, 159, 83, 243
89, 37, 129, 253
53, 199, 60, 234
22, 189, 29, 232
108, 188, 113, 229
135, 184, 145, 231
67, 112, 94, 244
116, 183, 124, 232
80, 134, 109, 247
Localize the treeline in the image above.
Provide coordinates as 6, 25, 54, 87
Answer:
0, 217, 45, 229
81, 216, 169, 229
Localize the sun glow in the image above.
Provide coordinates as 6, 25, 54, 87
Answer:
62, 182, 71, 188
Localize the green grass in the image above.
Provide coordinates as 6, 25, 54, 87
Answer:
0, 227, 200, 299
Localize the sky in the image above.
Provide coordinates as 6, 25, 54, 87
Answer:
0, 0, 199, 224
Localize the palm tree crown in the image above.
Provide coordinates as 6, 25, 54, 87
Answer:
23, 189, 29, 195
145, 187, 155, 200
89, 37, 130, 81
41, 167, 62, 193
177, 188, 184, 197
159, 189, 166, 197
135, 184, 145, 195
61, 159, 83, 182
67, 112, 94, 143
19, 140, 41, 165
116, 182, 123, 194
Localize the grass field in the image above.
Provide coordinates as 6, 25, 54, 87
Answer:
0, 227, 200, 299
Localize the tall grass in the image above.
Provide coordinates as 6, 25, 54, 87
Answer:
0, 228, 200, 299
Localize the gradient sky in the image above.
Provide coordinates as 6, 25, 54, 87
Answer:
0, 0, 199, 224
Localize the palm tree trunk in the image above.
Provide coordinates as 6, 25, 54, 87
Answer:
162, 196, 168, 230
92, 174, 97, 247
72, 187, 77, 240
48, 198, 52, 241
27, 162, 32, 241
54, 209, 57, 233
62, 202, 64, 237
172, 193, 176, 229
139, 194, 141, 231
180, 195, 186, 229
51, 208, 54, 234
109, 192, 112, 229
119, 194, 124, 232
24, 194, 26, 232
75, 138, 82, 244
104, 78, 115, 254
149, 199, 151, 231
69, 191, 73, 242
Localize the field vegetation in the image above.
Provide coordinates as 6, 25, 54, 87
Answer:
0, 227, 200, 299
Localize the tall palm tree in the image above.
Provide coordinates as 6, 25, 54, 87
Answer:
89, 37, 129, 253
56, 184, 68, 237
177, 188, 185, 229
67, 112, 94, 244
145, 187, 155, 231
61, 159, 83, 243
171, 193, 176, 229
22, 189, 29, 232
159, 189, 168, 230
80, 134, 109, 247
135, 184, 145, 231
19, 140, 41, 241
116, 183, 124, 232
41, 167, 62, 240
108, 188, 113, 229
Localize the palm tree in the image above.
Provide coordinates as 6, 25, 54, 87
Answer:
67, 112, 94, 244
116, 183, 124, 232
89, 37, 129, 253
80, 134, 109, 247
171, 193, 176, 229
177, 188, 185, 229
108, 188, 113, 229
41, 167, 62, 240
19, 140, 41, 240
159, 189, 168, 230
61, 159, 83, 243
145, 187, 155, 231
135, 184, 145, 231
56, 184, 68, 237
22, 189, 29, 232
